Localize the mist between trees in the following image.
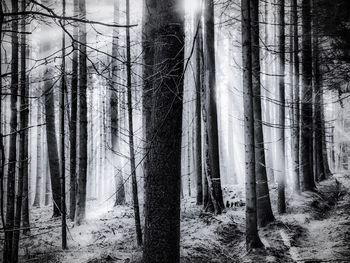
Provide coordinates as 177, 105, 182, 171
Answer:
0, 0, 350, 262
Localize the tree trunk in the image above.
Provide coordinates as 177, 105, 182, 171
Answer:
60, 0, 67, 249
301, 0, 316, 191
142, 0, 184, 261
195, 10, 203, 205
44, 68, 62, 218
69, 0, 78, 221
202, 0, 224, 215
111, 0, 125, 206
291, 0, 301, 193
4, 0, 19, 259
250, 0, 275, 227
277, 0, 286, 214
13, 1, 28, 257
0, 2, 5, 230
21, 1, 30, 235
75, 0, 88, 225
241, 0, 263, 251
125, 0, 142, 246
33, 100, 42, 207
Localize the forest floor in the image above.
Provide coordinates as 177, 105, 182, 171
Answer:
2, 173, 350, 263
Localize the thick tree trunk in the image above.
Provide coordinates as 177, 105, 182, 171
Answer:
44, 68, 62, 218
69, 0, 78, 221
202, 0, 224, 215
250, 0, 275, 227
291, 0, 301, 193
75, 0, 88, 225
13, 2, 29, 257
241, 0, 263, 251
195, 9, 203, 205
142, 0, 184, 261
125, 0, 142, 246
301, 0, 316, 191
111, 0, 125, 206
4, 0, 19, 259
312, 2, 331, 182
277, 0, 286, 214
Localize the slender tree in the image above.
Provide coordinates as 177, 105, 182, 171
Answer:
125, 0, 142, 246
111, 0, 125, 206
142, 0, 185, 261
241, 0, 264, 251
21, 0, 30, 235
60, 0, 67, 249
4, 0, 19, 259
0, 1, 5, 230
69, 0, 79, 221
44, 67, 62, 218
277, 0, 286, 213
301, 0, 316, 191
250, 0, 275, 227
202, 0, 225, 214
75, 0, 88, 225
195, 4, 203, 205
33, 100, 42, 207
291, 0, 301, 193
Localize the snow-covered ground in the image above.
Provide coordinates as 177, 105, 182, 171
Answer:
1, 174, 350, 262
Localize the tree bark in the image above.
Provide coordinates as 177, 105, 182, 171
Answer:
4, 0, 19, 259
195, 8, 203, 205
111, 0, 125, 206
250, 0, 275, 227
301, 0, 316, 191
60, 0, 67, 249
69, 0, 78, 221
142, 0, 184, 261
21, 0, 30, 235
291, 0, 301, 193
277, 0, 286, 214
75, 0, 88, 225
202, 0, 224, 215
125, 0, 142, 246
44, 68, 62, 218
33, 99, 42, 207
241, 0, 263, 251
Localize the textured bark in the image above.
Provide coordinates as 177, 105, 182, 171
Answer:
126, 0, 142, 246
44, 153, 51, 206
250, 0, 275, 227
141, 0, 155, 203
241, 0, 263, 251
312, 2, 331, 182
75, 0, 88, 225
13, 0, 28, 256
69, 0, 78, 221
142, 0, 184, 261
111, 0, 125, 206
4, 0, 19, 259
195, 10, 203, 205
0, 2, 5, 230
60, 0, 67, 249
291, 0, 301, 193
277, 0, 286, 214
202, 0, 224, 215
44, 68, 62, 218
301, 0, 316, 191
33, 100, 42, 207
21, 0, 30, 235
